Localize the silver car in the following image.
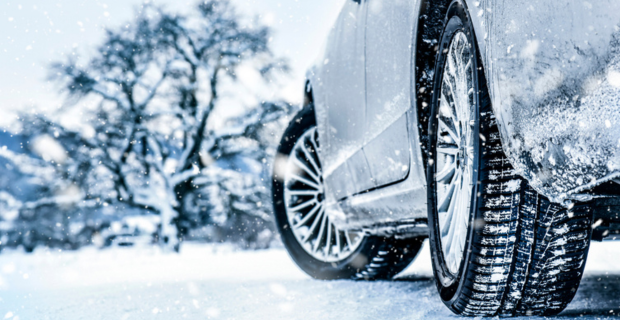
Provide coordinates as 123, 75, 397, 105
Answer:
272, 0, 620, 316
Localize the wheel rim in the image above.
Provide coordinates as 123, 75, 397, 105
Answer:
435, 31, 476, 275
283, 128, 363, 262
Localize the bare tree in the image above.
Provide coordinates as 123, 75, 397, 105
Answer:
45, 1, 291, 250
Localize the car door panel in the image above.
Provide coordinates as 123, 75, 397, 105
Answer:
363, 114, 410, 186
363, 0, 417, 187
326, 161, 354, 201
320, 0, 369, 198
347, 148, 375, 194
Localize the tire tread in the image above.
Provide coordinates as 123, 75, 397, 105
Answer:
444, 66, 591, 317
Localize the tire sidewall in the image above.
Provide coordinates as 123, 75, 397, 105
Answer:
426, 0, 483, 304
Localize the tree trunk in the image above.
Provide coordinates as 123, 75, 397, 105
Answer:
173, 66, 221, 246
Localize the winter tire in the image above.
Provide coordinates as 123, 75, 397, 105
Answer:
426, 1, 593, 316
273, 105, 423, 280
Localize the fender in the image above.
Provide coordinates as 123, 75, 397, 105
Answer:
477, 1, 620, 203
419, 0, 620, 203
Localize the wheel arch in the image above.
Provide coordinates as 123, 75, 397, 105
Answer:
304, 67, 321, 109
303, 79, 314, 106
302, 68, 322, 132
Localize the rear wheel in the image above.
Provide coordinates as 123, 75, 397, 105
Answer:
426, 2, 592, 316
273, 105, 423, 280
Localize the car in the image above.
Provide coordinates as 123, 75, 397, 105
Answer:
272, 0, 620, 317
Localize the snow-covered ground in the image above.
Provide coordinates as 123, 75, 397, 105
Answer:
0, 241, 619, 320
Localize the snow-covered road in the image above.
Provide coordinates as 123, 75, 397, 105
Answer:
0, 241, 619, 319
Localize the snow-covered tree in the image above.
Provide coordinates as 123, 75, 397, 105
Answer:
40, 0, 292, 250
0, 129, 92, 252
180, 100, 293, 247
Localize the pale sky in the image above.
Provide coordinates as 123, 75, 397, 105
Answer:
0, 0, 345, 127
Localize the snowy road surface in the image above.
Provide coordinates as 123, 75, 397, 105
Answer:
0, 241, 619, 319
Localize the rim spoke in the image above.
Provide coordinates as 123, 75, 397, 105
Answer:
325, 221, 333, 256
442, 176, 462, 248
440, 169, 461, 223
293, 203, 322, 228
334, 226, 342, 257
292, 156, 320, 184
451, 183, 468, 267
344, 231, 353, 250
457, 35, 466, 58
438, 170, 459, 213
290, 173, 320, 190
439, 116, 459, 142
459, 170, 470, 211
309, 133, 322, 169
288, 199, 316, 213
304, 206, 324, 243
436, 160, 456, 183
442, 79, 459, 123
313, 212, 328, 253
300, 141, 321, 177
287, 189, 319, 196
464, 58, 472, 73
438, 144, 459, 156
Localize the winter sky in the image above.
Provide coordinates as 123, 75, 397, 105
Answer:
0, 0, 346, 128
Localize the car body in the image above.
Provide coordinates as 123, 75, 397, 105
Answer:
305, 0, 620, 232
273, 0, 620, 316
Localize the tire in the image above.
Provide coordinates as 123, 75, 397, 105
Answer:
272, 105, 423, 280
426, 1, 593, 316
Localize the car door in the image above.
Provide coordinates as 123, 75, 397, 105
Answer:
320, 0, 375, 200
363, 0, 416, 188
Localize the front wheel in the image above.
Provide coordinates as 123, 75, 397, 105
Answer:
272, 105, 423, 280
426, 1, 592, 316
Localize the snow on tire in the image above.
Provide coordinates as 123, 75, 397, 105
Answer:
426, 1, 592, 317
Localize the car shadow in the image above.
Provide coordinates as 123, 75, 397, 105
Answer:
558, 274, 620, 317
392, 274, 434, 283
560, 308, 620, 317
391, 273, 620, 318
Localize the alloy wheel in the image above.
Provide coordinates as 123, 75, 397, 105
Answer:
434, 31, 476, 274
283, 128, 363, 262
